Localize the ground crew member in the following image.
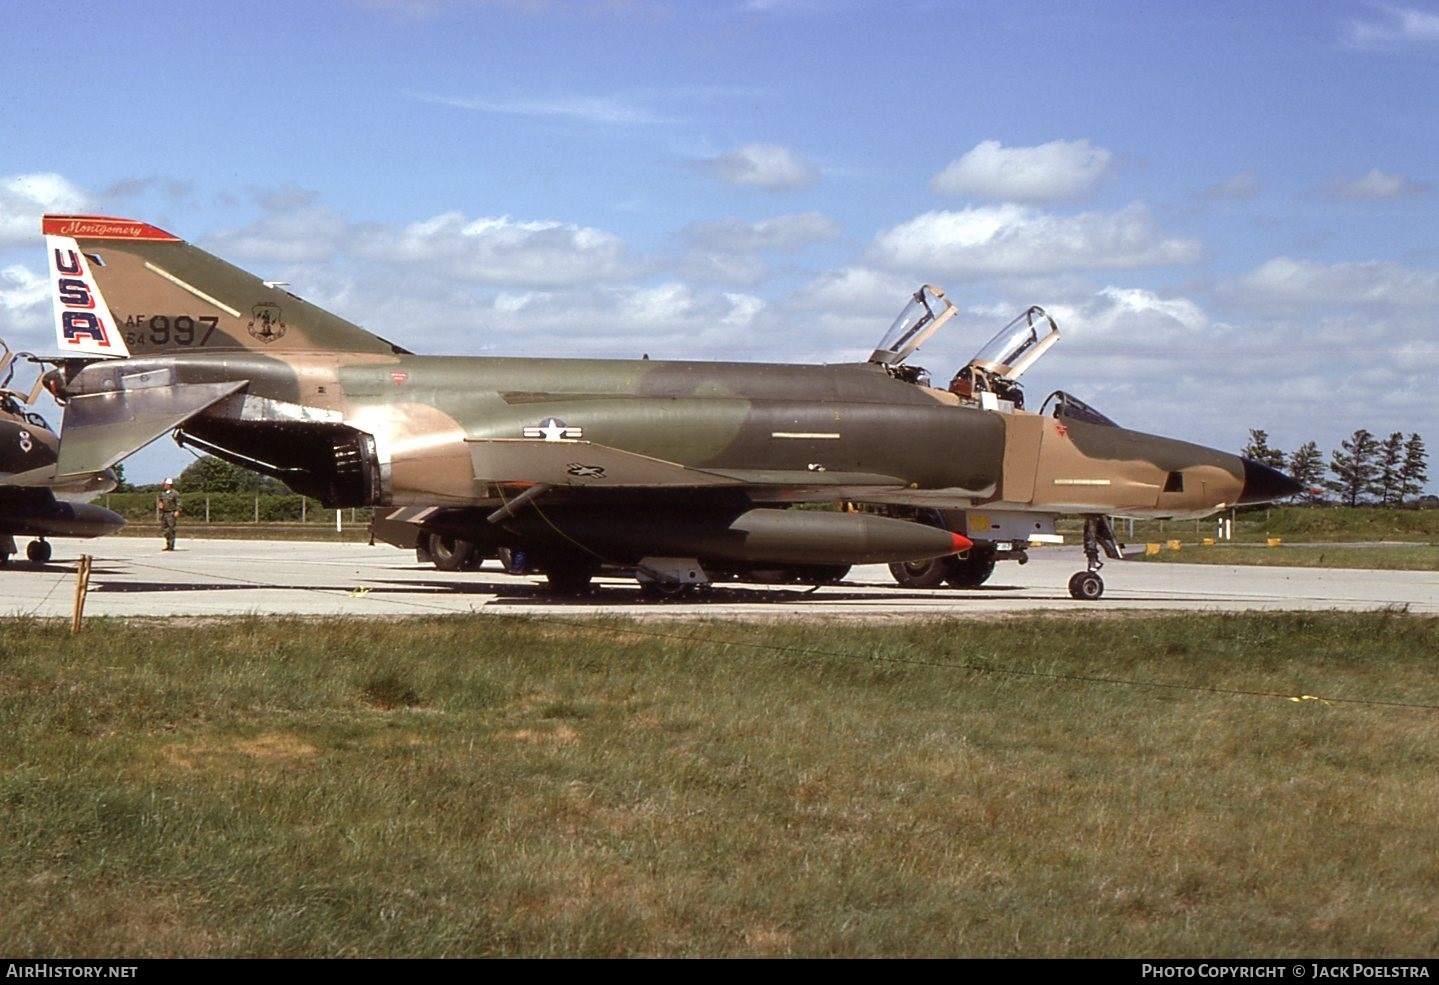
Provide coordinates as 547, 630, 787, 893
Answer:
157, 478, 181, 551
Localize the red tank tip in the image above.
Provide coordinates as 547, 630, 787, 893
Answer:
950, 532, 973, 554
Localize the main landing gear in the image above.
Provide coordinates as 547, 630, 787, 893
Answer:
0, 537, 52, 567
889, 548, 998, 589
1068, 516, 1119, 600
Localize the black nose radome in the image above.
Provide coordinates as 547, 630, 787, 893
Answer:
1237, 457, 1303, 505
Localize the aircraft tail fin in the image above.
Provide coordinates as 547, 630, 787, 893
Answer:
46, 226, 130, 359
41, 215, 405, 358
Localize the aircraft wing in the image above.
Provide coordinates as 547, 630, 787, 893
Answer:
467, 438, 907, 499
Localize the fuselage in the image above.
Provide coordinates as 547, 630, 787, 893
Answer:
40, 213, 1303, 592
61, 348, 1266, 520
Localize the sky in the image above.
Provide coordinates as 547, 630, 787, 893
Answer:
1, 0, 1437, 487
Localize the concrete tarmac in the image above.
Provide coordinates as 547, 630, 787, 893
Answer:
3, 538, 1435, 619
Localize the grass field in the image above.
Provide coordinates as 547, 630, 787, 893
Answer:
1134, 544, 1439, 571
1105, 505, 1439, 546
1055, 506, 1439, 571
3, 612, 1438, 957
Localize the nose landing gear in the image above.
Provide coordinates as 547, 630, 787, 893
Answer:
1068, 516, 1120, 600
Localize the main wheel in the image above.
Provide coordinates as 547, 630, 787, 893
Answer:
799, 564, 850, 585
889, 557, 949, 588
944, 551, 995, 588
545, 560, 596, 595
26, 540, 52, 564
1068, 571, 1104, 600
640, 580, 693, 599
428, 533, 474, 572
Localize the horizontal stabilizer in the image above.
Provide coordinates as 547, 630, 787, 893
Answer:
0, 463, 117, 500
57, 380, 246, 478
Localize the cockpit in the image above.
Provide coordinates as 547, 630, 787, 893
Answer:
869, 286, 1125, 429
869, 286, 1061, 413
0, 340, 53, 430
1038, 390, 1119, 428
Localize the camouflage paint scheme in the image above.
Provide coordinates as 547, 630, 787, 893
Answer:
42, 215, 1298, 594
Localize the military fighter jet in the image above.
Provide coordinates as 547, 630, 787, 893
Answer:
40, 214, 1299, 598
0, 338, 124, 566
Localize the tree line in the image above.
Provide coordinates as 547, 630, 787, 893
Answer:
1243, 429, 1430, 507
115, 456, 289, 495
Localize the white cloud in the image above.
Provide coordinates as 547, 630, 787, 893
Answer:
682, 211, 840, 252
0, 263, 46, 308
931, 139, 1113, 203
1225, 256, 1439, 309
412, 91, 670, 126
1075, 286, 1210, 340
867, 203, 1205, 278
1328, 168, 1428, 200
707, 143, 818, 190
438, 282, 771, 359
208, 207, 350, 264
0, 265, 51, 353
678, 251, 767, 286
1346, 3, 1439, 45
789, 266, 916, 314
352, 211, 635, 287
776, 267, 954, 363
0, 173, 90, 247
678, 212, 840, 286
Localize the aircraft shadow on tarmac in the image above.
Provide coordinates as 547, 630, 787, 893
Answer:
91, 580, 277, 594
58, 564, 1084, 605
65, 571, 1252, 607
373, 577, 1030, 606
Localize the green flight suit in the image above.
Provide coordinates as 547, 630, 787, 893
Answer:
158, 486, 181, 550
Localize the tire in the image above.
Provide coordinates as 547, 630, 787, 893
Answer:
428, 533, 474, 572
640, 580, 693, 599
1068, 571, 1104, 600
805, 564, 850, 585
26, 540, 52, 564
889, 557, 949, 588
545, 560, 596, 595
944, 551, 995, 588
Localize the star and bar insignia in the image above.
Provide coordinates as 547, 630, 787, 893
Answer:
522, 418, 583, 441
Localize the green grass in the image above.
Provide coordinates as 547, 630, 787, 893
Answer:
3, 613, 1438, 957
1063, 506, 1439, 569
1097, 505, 1439, 546
1135, 544, 1439, 570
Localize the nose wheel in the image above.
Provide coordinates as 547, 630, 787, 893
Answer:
1068, 570, 1104, 600
1068, 516, 1118, 600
